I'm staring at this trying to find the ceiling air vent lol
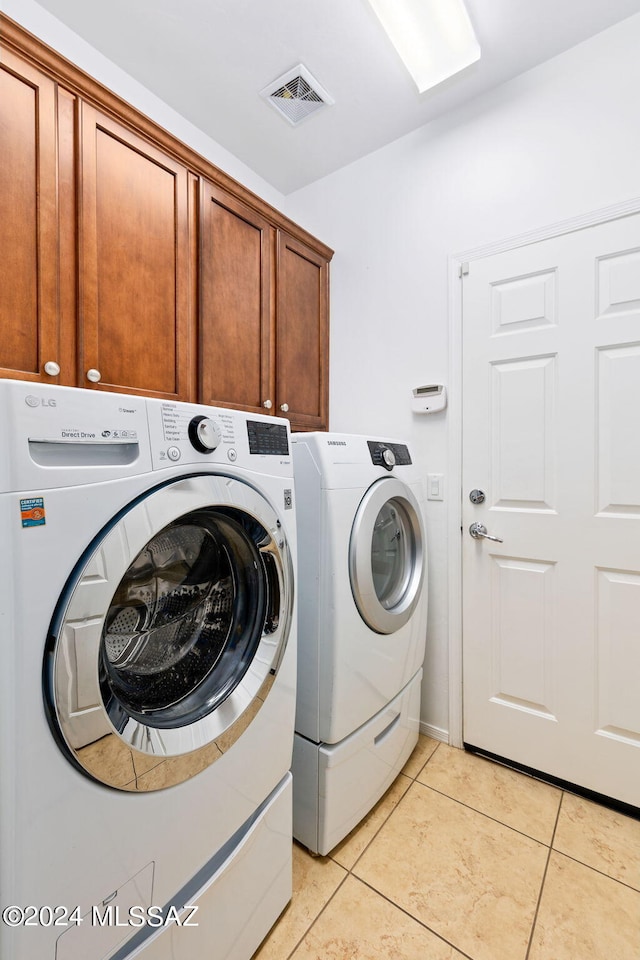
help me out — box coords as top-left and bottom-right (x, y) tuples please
(260, 64), (334, 126)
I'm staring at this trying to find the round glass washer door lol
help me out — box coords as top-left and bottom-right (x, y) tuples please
(45, 474), (292, 791)
(349, 478), (425, 635)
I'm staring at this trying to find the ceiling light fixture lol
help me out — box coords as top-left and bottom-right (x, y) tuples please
(364, 0), (480, 93)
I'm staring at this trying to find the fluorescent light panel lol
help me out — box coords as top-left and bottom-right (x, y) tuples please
(365, 0), (480, 93)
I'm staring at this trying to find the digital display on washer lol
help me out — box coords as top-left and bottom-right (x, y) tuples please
(367, 441), (412, 466)
(247, 421), (290, 456)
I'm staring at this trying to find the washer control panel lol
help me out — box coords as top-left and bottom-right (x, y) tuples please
(247, 420), (289, 457)
(146, 399), (292, 473)
(148, 401), (234, 467)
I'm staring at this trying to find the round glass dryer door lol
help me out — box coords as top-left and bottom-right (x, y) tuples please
(349, 478), (425, 635)
(45, 474), (292, 791)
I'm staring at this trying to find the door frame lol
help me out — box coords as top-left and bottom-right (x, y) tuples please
(446, 194), (640, 748)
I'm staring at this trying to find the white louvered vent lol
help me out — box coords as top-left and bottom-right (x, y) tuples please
(260, 64), (334, 126)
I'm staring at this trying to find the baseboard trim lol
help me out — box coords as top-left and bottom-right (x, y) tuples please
(420, 722), (448, 743)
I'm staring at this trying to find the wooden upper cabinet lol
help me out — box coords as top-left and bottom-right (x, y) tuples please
(79, 105), (194, 400)
(199, 181), (274, 414)
(0, 48), (66, 384)
(276, 232), (329, 431)
(1, 17), (331, 422)
(199, 190), (330, 429)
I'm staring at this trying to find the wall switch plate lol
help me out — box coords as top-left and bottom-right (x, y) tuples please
(427, 473), (444, 501)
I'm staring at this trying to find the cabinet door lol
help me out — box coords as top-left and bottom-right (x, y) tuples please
(276, 232), (329, 431)
(80, 105), (193, 399)
(0, 49), (63, 383)
(199, 182), (274, 414)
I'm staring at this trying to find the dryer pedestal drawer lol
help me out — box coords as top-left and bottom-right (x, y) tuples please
(292, 670), (422, 856)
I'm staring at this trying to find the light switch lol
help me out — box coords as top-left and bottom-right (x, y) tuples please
(427, 473), (444, 501)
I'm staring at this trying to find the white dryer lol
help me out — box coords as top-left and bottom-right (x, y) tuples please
(0, 380), (297, 960)
(291, 432), (428, 855)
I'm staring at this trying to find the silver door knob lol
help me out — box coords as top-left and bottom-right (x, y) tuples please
(280, 403), (289, 413)
(86, 368), (101, 383)
(469, 523), (503, 543)
(43, 361), (60, 377)
(263, 399), (273, 409)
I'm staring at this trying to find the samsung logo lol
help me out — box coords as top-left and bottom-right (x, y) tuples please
(327, 440), (347, 446)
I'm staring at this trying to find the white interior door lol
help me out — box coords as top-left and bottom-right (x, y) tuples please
(462, 212), (640, 808)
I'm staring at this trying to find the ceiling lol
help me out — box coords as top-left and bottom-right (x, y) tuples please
(33, 0), (640, 194)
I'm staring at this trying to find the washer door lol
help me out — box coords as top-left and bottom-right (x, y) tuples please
(349, 478), (425, 635)
(45, 474), (292, 791)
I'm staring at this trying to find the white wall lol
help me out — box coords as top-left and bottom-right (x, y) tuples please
(2, 0), (286, 209)
(285, 13), (640, 738)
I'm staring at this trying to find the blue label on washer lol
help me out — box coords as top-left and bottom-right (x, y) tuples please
(20, 497), (46, 527)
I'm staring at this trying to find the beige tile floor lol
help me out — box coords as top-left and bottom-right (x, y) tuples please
(254, 737), (640, 960)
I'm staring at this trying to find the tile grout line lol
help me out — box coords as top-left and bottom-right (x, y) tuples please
(352, 873), (478, 960)
(282, 741), (443, 958)
(412, 777), (559, 848)
(549, 847), (640, 895)
(280, 742), (639, 960)
(342, 762), (558, 960)
(282, 868), (351, 960)
(329, 740), (442, 872)
(524, 789), (565, 960)
(334, 742), (483, 960)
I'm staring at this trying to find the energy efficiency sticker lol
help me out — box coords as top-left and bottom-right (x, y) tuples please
(20, 497), (46, 528)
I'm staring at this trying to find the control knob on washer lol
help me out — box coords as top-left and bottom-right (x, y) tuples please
(381, 447), (396, 470)
(188, 415), (222, 454)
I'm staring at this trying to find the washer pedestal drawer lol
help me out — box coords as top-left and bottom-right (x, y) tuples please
(292, 670), (422, 856)
(97, 775), (293, 960)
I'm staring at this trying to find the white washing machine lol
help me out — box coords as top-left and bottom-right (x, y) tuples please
(291, 432), (428, 855)
(0, 380), (297, 960)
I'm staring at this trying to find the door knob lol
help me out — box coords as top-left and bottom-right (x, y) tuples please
(469, 522), (503, 543)
(43, 361), (60, 377)
(86, 368), (102, 383)
(280, 403), (289, 413)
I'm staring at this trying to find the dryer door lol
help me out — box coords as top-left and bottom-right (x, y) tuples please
(45, 474), (293, 791)
(349, 478), (425, 635)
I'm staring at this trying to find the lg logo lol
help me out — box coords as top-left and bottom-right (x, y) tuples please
(25, 395), (57, 408)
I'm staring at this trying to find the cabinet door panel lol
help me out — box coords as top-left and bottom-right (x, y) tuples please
(199, 182), (273, 413)
(80, 106), (191, 399)
(277, 233), (329, 430)
(0, 50), (59, 381)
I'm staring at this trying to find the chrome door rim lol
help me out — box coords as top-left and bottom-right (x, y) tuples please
(46, 474), (292, 791)
(349, 478), (424, 635)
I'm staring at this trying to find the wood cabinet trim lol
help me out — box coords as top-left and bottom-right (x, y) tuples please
(57, 85), (78, 386)
(0, 45), (60, 382)
(1, 13), (334, 262)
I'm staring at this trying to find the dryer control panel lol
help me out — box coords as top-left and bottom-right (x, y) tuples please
(367, 441), (412, 469)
